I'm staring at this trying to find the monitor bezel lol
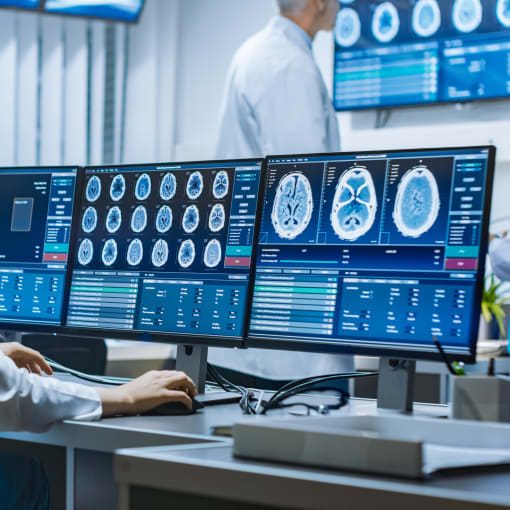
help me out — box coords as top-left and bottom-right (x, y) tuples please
(246, 145), (496, 364)
(61, 158), (264, 348)
(0, 165), (82, 335)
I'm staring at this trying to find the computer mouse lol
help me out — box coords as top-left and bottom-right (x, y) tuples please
(148, 398), (205, 416)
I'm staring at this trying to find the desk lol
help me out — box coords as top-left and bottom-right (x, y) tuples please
(115, 442), (510, 510)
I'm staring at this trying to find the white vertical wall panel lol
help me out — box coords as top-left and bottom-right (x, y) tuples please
(89, 21), (105, 166)
(114, 23), (126, 163)
(63, 18), (87, 165)
(0, 11), (17, 166)
(40, 16), (64, 165)
(16, 13), (38, 166)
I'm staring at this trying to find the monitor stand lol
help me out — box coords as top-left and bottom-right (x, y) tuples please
(376, 357), (416, 413)
(175, 344), (241, 405)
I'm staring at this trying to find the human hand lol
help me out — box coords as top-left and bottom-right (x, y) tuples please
(0, 342), (53, 376)
(95, 370), (198, 417)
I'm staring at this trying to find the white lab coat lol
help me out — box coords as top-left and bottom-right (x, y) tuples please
(210, 16), (352, 379)
(490, 237), (510, 282)
(0, 352), (102, 432)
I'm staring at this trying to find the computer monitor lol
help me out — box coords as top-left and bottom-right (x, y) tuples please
(0, 166), (80, 331)
(42, 0), (145, 22)
(0, 0), (39, 9)
(63, 160), (263, 352)
(247, 147), (495, 369)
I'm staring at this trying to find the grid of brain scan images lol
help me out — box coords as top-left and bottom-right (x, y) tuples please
(65, 161), (262, 338)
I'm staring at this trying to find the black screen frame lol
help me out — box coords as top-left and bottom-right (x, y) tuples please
(61, 159), (264, 348)
(246, 146), (496, 364)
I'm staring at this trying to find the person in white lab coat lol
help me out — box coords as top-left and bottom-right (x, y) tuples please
(490, 233), (510, 282)
(210, 0), (354, 386)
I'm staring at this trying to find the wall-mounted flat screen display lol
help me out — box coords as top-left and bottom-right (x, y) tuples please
(43, 0), (144, 22)
(0, 0), (40, 9)
(334, 0), (510, 110)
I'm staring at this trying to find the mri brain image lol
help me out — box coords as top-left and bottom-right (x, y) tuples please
(82, 206), (98, 234)
(86, 176), (101, 202)
(127, 239), (143, 266)
(203, 239), (222, 268)
(330, 166), (378, 241)
(160, 172), (177, 201)
(151, 239), (169, 267)
(393, 165), (440, 238)
(135, 173), (152, 201)
(102, 239), (118, 266)
(156, 205), (173, 234)
(178, 239), (196, 268)
(497, 0), (510, 27)
(110, 174), (126, 201)
(212, 171), (229, 199)
(372, 2), (400, 43)
(271, 172), (314, 240)
(131, 205), (148, 233)
(452, 0), (482, 33)
(412, 0), (441, 37)
(182, 205), (200, 234)
(335, 7), (361, 47)
(77, 238), (93, 266)
(106, 206), (122, 234)
(186, 171), (204, 200)
(208, 203), (226, 233)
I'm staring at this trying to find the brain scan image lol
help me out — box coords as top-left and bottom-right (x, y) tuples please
(156, 205), (173, 234)
(77, 238), (93, 266)
(82, 206), (98, 234)
(497, 0), (510, 27)
(160, 172), (177, 201)
(330, 167), (378, 241)
(271, 172), (314, 240)
(135, 173), (152, 201)
(186, 171), (204, 200)
(393, 165), (440, 238)
(452, 0), (482, 33)
(127, 239), (143, 266)
(178, 239), (196, 268)
(412, 0), (441, 37)
(208, 203), (226, 233)
(203, 239), (222, 269)
(101, 239), (118, 266)
(182, 205), (200, 234)
(105, 206), (122, 234)
(131, 205), (148, 233)
(335, 7), (361, 47)
(86, 176), (101, 202)
(372, 2), (400, 43)
(110, 174), (126, 201)
(212, 171), (229, 199)
(151, 239), (169, 267)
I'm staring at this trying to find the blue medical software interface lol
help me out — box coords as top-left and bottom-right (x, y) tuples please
(334, 0), (510, 110)
(44, 0), (144, 22)
(249, 148), (491, 357)
(0, 0), (39, 8)
(65, 161), (262, 339)
(0, 167), (77, 327)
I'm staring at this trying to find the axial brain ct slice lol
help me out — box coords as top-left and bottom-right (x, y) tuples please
(131, 205), (148, 233)
(335, 7), (361, 47)
(106, 206), (122, 234)
(330, 167), (378, 241)
(82, 206), (98, 234)
(78, 238), (94, 266)
(156, 205), (173, 234)
(204, 239), (222, 268)
(412, 0), (441, 37)
(135, 173), (152, 201)
(186, 171), (204, 200)
(178, 239), (196, 268)
(86, 176), (101, 202)
(393, 165), (440, 238)
(271, 172), (314, 240)
(212, 171), (229, 199)
(452, 0), (482, 33)
(110, 174), (126, 201)
(160, 172), (177, 201)
(152, 239), (169, 267)
(372, 2), (400, 43)
(182, 205), (200, 234)
(497, 0), (510, 27)
(102, 239), (118, 266)
(208, 203), (226, 233)
(127, 239), (143, 266)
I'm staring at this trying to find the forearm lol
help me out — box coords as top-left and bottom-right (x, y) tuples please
(94, 387), (132, 417)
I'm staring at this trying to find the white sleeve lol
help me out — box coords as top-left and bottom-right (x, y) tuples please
(0, 353), (102, 433)
(489, 237), (510, 282)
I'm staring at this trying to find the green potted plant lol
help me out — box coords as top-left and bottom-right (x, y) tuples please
(479, 273), (509, 339)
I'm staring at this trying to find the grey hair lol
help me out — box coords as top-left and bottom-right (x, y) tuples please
(276, 0), (308, 14)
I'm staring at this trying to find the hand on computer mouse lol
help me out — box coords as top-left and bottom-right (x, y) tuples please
(95, 370), (198, 417)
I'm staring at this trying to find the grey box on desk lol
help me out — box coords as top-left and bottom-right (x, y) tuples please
(453, 375), (510, 422)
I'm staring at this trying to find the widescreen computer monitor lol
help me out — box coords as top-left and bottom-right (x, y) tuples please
(0, 166), (80, 330)
(0, 0), (39, 9)
(42, 0), (145, 22)
(63, 160), (263, 347)
(334, 1), (510, 111)
(247, 147), (495, 364)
